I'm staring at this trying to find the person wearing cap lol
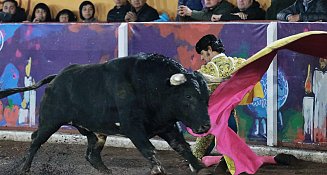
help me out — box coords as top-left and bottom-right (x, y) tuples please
(192, 34), (264, 173)
(193, 34), (244, 160)
(196, 34), (247, 92)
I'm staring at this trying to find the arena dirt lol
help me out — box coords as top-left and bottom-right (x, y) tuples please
(0, 140), (326, 175)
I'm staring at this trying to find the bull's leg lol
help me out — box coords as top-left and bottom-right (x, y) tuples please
(21, 124), (61, 173)
(114, 85), (167, 175)
(120, 120), (165, 175)
(126, 131), (166, 175)
(75, 126), (110, 174)
(158, 125), (212, 175)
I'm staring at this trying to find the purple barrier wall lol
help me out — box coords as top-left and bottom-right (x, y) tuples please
(0, 23), (119, 128)
(277, 22), (327, 146)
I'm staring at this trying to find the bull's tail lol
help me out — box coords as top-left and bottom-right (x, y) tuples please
(0, 74), (57, 99)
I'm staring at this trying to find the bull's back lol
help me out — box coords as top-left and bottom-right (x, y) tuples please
(47, 57), (137, 99)
(38, 54), (184, 132)
(43, 54), (181, 107)
(38, 56), (141, 127)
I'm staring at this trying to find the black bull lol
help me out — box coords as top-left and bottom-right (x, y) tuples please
(0, 53), (212, 175)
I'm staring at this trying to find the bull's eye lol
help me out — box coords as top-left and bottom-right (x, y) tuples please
(185, 95), (192, 99)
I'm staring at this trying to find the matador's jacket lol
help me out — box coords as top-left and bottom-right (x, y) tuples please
(194, 53), (264, 173)
(198, 53), (245, 92)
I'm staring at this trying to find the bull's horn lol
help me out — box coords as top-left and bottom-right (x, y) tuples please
(170, 73), (187, 86)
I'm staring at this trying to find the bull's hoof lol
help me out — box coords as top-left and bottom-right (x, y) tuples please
(92, 164), (112, 174)
(197, 168), (213, 175)
(97, 166), (112, 174)
(86, 157), (112, 174)
(20, 165), (31, 175)
(274, 153), (299, 165)
(150, 165), (166, 175)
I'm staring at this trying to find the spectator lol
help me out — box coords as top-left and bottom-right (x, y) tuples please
(177, 0), (234, 21)
(211, 0), (265, 21)
(79, 1), (97, 22)
(265, 0), (296, 20)
(125, 0), (159, 22)
(176, 0), (204, 21)
(107, 0), (131, 22)
(178, 0), (204, 11)
(0, 0), (27, 22)
(30, 3), (52, 22)
(277, 0), (327, 22)
(55, 9), (77, 22)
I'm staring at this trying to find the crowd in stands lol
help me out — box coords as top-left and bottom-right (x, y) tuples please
(0, 0), (327, 23)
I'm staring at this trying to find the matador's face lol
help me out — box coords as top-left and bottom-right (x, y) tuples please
(200, 50), (212, 64)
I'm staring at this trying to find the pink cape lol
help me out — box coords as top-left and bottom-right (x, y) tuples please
(189, 31), (327, 175)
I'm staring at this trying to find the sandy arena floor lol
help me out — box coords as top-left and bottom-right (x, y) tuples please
(0, 140), (326, 175)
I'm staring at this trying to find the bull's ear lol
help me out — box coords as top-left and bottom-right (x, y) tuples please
(170, 73), (187, 86)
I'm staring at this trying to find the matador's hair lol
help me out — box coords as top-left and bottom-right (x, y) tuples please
(195, 34), (225, 54)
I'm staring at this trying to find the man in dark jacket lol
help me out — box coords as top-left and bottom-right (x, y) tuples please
(177, 0), (234, 21)
(211, 0), (265, 21)
(107, 0), (131, 22)
(124, 0), (159, 22)
(176, 0), (204, 21)
(277, 0), (327, 22)
(265, 0), (296, 20)
(0, 0), (27, 22)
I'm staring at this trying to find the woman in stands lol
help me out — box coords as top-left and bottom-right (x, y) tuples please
(30, 3), (52, 22)
(55, 9), (77, 22)
(79, 1), (97, 22)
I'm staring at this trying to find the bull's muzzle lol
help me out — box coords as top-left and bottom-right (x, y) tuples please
(194, 123), (211, 134)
